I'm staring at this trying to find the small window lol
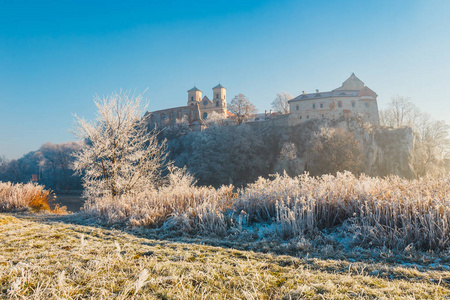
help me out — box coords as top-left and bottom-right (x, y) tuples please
(320, 103), (323, 108)
(322, 114), (324, 118)
(204, 100), (208, 106)
(365, 102), (369, 108)
(307, 115), (309, 119)
(312, 104), (316, 109)
(352, 101), (355, 107)
(203, 112), (208, 119)
(296, 105), (299, 111)
(191, 103), (194, 106)
(216, 94), (219, 99)
(338, 101), (342, 108)
(216, 101), (220, 107)
(299, 115), (302, 120)
(191, 96), (194, 101)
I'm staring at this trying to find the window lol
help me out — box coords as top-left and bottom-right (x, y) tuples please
(191, 96), (194, 101)
(190, 103), (194, 106)
(352, 101), (355, 108)
(204, 100), (208, 106)
(216, 101), (220, 107)
(365, 102), (369, 108)
(307, 115), (309, 119)
(338, 101), (342, 108)
(312, 104), (316, 109)
(216, 94), (219, 99)
(296, 105), (299, 111)
(299, 115), (302, 120)
(203, 112), (208, 119)
(320, 103), (323, 108)
(322, 114), (324, 118)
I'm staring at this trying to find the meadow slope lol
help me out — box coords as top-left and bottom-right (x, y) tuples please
(1, 213), (450, 299)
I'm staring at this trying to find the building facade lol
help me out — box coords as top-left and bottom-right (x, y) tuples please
(145, 84), (229, 129)
(288, 73), (380, 126)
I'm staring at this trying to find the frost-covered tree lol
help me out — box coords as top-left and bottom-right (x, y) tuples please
(205, 111), (228, 127)
(228, 94), (257, 124)
(73, 91), (167, 198)
(271, 92), (292, 114)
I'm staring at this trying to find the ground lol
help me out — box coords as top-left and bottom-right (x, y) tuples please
(1, 213), (450, 299)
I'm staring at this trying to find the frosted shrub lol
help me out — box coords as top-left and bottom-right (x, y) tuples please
(82, 171), (450, 250)
(0, 181), (52, 212)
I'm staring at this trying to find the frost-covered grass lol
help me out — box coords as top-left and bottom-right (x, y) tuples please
(0, 181), (67, 214)
(83, 172), (450, 251)
(0, 182), (51, 212)
(2, 213), (450, 299)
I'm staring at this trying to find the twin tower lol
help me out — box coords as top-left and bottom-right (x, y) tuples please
(187, 84), (227, 120)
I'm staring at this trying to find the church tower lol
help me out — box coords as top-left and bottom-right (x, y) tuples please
(187, 86), (202, 107)
(212, 83), (227, 112)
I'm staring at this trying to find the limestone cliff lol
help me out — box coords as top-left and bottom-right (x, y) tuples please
(279, 117), (416, 178)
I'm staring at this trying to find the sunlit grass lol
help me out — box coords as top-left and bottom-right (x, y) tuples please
(1, 214), (450, 299)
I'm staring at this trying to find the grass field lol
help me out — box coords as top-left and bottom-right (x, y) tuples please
(2, 213), (450, 299)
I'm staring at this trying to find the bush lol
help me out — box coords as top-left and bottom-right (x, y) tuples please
(0, 182), (52, 212)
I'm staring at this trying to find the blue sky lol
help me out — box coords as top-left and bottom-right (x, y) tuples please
(1, 0), (449, 159)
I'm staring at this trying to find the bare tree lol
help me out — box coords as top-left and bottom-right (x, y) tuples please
(73, 91), (168, 199)
(380, 95), (420, 128)
(381, 96), (450, 177)
(271, 92), (292, 114)
(228, 94), (257, 125)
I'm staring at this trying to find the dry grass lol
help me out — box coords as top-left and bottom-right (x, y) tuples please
(0, 181), (67, 214)
(2, 213), (450, 299)
(83, 172), (450, 251)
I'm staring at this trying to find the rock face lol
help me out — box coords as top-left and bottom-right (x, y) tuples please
(281, 117), (416, 178)
(370, 127), (415, 178)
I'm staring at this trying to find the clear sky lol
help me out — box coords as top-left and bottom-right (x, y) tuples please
(1, 0), (449, 159)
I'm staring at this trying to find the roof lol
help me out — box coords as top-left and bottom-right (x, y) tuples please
(213, 83), (225, 89)
(226, 110), (234, 116)
(188, 86), (201, 92)
(289, 90), (360, 103)
(333, 73), (364, 91)
(202, 95), (210, 101)
(289, 73), (376, 103)
(146, 105), (191, 114)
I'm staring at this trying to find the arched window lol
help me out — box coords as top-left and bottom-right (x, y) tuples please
(365, 102), (369, 108)
(320, 103), (323, 108)
(202, 112), (208, 119)
(296, 105), (299, 111)
(352, 101), (356, 108)
(204, 100), (208, 106)
(312, 104), (316, 109)
(338, 101), (342, 108)
(191, 96), (193, 101)
(306, 115), (309, 119)
(299, 115), (302, 119)
(216, 94), (219, 99)
(216, 101), (220, 107)
(322, 114), (324, 118)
